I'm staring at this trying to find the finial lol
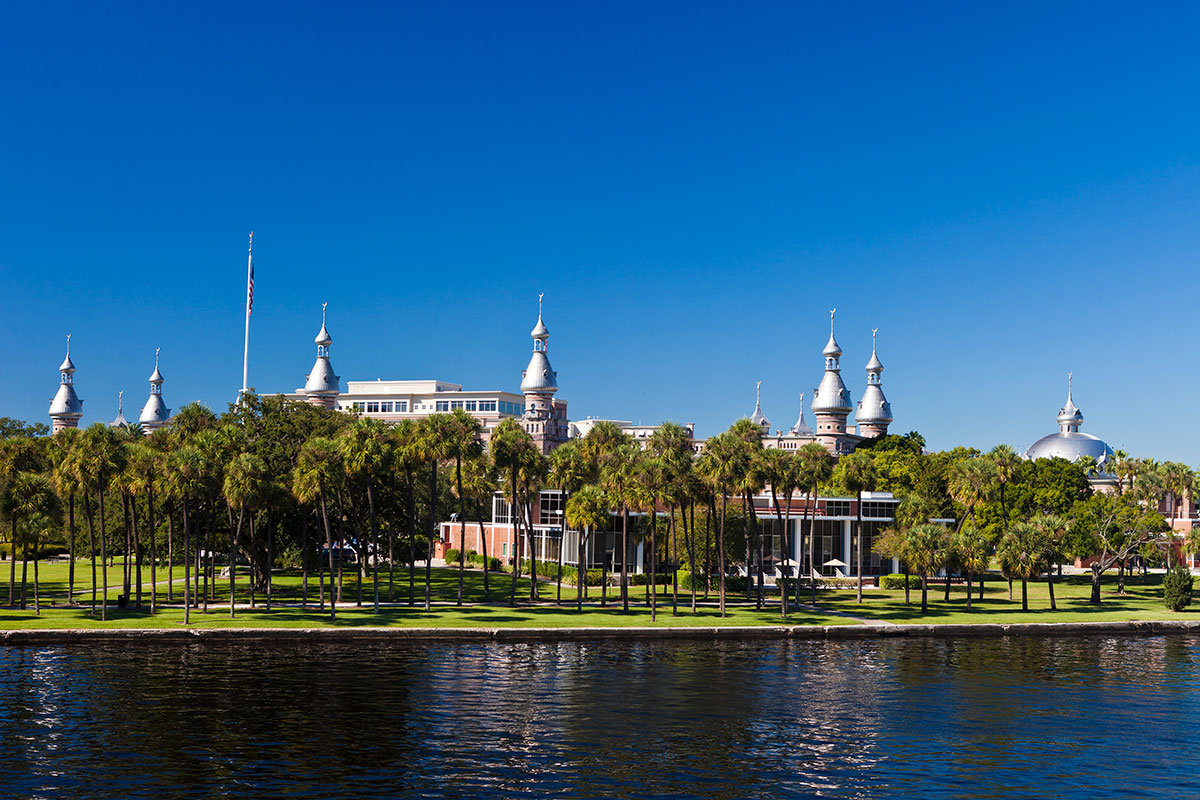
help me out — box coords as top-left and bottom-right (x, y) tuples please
(322, 301), (328, 324)
(66, 333), (71, 355)
(538, 292), (544, 310)
(118, 390), (123, 413)
(872, 327), (878, 347)
(830, 308), (836, 333)
(155, 347), (160, 368)
(756, 380), (762, 402)
(249, 231), (254, 252)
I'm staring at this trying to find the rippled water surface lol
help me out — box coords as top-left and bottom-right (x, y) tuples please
(0, 635), (1197, 798)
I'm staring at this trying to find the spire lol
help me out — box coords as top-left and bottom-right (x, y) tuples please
(749, 380), (769, 429)
(58, 333), (76, 378)
(304, 303), (340, 407)
(789, 392), (813, 436)
(140, 348), (170, 431)
(857, 328), (893, 431)
(822, 308), (842, 360)
(315, 301), (332, 350)
(1057, 371), (1083, 433)
(49, 334), (84, 432)
(111, 391), (129, 428)
(521, 294), (558, 394)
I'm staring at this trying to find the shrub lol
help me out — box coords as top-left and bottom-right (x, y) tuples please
(879, 573), (922, 590)
(465, 552), (501, 572)
(1163, 567), (1194, 612)
(629, 572), (673, 586)
(444, 548), (460, 563)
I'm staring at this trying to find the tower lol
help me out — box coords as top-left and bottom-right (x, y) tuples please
(810, 309), (853, 454)
(520, 293), (567, 453)
(1057, 372), (1083, 434)
(111, 391), (129, 428)
(139, 348), (171, 433)
(749, 381), (770, 435)
(49, 334), (84, 433)
(302, 303), (341, 409)
(855, 328), (893, 438)
(789, 393), (813, 436)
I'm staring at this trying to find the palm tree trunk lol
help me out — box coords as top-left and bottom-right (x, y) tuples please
(688, 500), (697, 612)
(509, 475), (520, 607)
(368, 478), (381, 613)
(148, 485), (157, 615)
(121, 492), (132, 602)
(921, 574), (928, 614)
(99, 489), (109, 621)
(807, 489), (817, 606)
(621, 506), (629, 612)
(475, 496), (490, 602)
(650, 504), (657, 622)
(718, 485), (727, 618)
(425, 463), (436, 612)
(8, 517), (16, 607)
(20, 535), (29, 610)
(266, 512), (274, 611)
(320, 489), (336, 620)
(965, 572), (972, 611)
(453, 458), (466, 607)
(83, 493), (96, 613)
(578, 527), (588, 612)
(67, 494), (76, 602)
(1021, 578), (1028, 612)
(131, 498), (142, 610)
(181, 496), (191, 625)
(1047, 568), (1057, 611)
(302, 509), (310, 608)
(166, 504), (174, 603)
(231, 505), (243, 618)
(855, 491), (863, 604)
(32, 533), (39, 616)
(526, 488), (538, 601)
(406, 465), (416, 606)
(670, 507), (679, 617)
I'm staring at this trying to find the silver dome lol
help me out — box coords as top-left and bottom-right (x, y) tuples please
(49, 384), (83, 417)
(822, 332), (842, 358)
(1025, 432), (1114, 465)
(531, 314), (549, 339)
(149, 365), (164, 384)
(139, 394), (170, 425)
(856, 384), (893, 424)
(59, 353), (77, 375)
(304, 357), (340, 395)
(520, 350), (558, 394)
(812, 371), (852, 414)
(314, 322), (332, 347)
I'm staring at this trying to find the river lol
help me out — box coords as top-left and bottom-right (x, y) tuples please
(0, 635), (1196, 798)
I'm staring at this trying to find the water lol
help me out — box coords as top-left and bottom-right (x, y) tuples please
(0, 635), (1197, 799)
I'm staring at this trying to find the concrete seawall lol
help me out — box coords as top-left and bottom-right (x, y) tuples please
(2, 619), (1199, 645)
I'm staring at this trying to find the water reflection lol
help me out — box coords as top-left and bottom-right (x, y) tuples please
(0, 636), (1196, 798)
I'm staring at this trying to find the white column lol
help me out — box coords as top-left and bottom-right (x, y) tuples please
(842, 520), (852, 575)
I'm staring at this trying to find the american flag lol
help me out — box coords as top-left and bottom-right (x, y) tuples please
(246, 260), (255, 317)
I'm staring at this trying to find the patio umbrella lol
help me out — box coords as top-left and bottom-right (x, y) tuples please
(823, 558), (848, 568)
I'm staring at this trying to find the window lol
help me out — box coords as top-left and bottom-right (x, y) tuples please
(825, 500), (852, 517)
(352, 402), (364, 412)
(451, 400), (464, 410)
(492, 495), (513, 524)
(436, 401), (449, 412)
(397, 401), (408, 412)
(861, 501), (897, 519)
(540, 491), (564, 527)
(366, 401), (380, 413)
(502, 543), (508, 556)
(465, 400), (477, 412)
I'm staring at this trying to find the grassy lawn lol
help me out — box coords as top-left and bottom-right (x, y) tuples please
(812, 570), (1200, 624)
(0, 560), (848, 630)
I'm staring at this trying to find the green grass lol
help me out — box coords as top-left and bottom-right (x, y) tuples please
(812, 570), (1200, 624)
(0, 560), (848, 630)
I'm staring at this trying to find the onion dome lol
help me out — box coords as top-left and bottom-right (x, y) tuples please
(1025, 374), (1114, 467)
(49, 334), (84, 423)
(856, 329), (893, 425)
(521, 293), (558, 394)
(789, 393), (813, 436)
(749, 381), (770, 429)
(304, 303), (340, 397)
(140, 349), (170, 428)
(812, 310), (852, 414)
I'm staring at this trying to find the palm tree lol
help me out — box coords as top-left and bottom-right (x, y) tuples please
(987, 444), (1019, 600)
(835, 451), (878, 603)
(906, 523), (948, 615)
(950, 525), (987, 612)
(340, 417), (393, 612)
(79, 423), (125, 621)
(695, 432), (747, 617)
(1109, 449), (1138, 496)
(581, 420), (629, 606)
(165, 444), (205, 624)
(947, 458), (996, 602)
(1159, 462), (1193, 568)
(998, 521), (1045, 612)
(416, 414), (456, 611)
(293, 436), (343, 620)
(548, 439), (592, 605)
(223, 452), (270, 618)
(2, 472), (62, 614)
(636, 455), (670, 621)
(1030, 513), (1069, 611)
(389, 419), (421, 605)
(461, 452), (498, 601)
(48, 427), (82, 602)
(755, 447), (796, 616)
(564, 484), (608, 611)
(647, 422), (695, 616)
(444, 411), (483, 606)
(490, 419), (543, 605)
(796, 442), (833, 605)
(599, 439), (641, 612)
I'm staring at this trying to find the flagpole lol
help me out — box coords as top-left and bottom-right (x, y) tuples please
(241, 231), (253, 397)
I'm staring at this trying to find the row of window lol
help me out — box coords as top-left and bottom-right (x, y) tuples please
(350, 399), (522, 415)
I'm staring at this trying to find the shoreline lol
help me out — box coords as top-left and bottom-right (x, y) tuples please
(2, 618), (1199, 644)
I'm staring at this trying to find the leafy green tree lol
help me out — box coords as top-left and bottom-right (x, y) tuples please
(905, 523), (948, 614)
(79, 423), (125, 620)
(998, 521), (1044, 612)
(565, 484), (607, 610)
(548, 439), (591, 605)
(696, 432), (747, 617)
(340, 417), (394, 611)
(796, 442), (833, 605)
(293, 436), (343, 620)
(1071, 492), (1160, 604)
(757, 447), (800, 617)
(648, 422), (695, 616)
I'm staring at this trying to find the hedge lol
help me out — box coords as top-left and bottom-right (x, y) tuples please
(879, 573), (922, 590)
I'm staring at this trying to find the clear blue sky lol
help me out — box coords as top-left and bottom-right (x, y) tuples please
(2, 2), (1198, 460)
